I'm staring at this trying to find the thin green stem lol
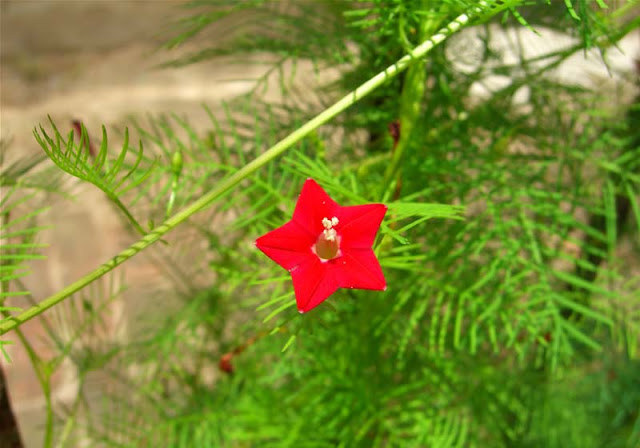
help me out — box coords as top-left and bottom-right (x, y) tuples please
(0, 9), (478, 336)
(382, 0), (438, 197)
(1, 208), (55, 446)
(110, 193), (147, 236)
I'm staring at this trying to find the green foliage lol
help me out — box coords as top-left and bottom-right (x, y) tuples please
(0, 139), (58, 315)
(35, 119), (156, 235)
(524, 355), (640, 448)
(2, 1), (639, 447)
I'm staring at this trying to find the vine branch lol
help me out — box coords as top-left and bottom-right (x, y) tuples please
(0, 8), (479, 336)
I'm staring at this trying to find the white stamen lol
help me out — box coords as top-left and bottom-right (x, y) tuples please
(324, 228), (337, 241)
(320, 216), (339, 242)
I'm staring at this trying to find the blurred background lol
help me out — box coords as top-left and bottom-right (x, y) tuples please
(1, 1), (264, 446)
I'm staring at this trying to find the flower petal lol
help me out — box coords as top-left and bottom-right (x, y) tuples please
(337, 204), (387, 249)
(256, 178), (388, 313)
(255, 220), (315, 271)
(291, 258), (339, 313)
(292, 179), (339, 236)
(333, 249), (386, 290)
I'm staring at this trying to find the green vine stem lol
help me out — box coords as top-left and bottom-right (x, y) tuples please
(0, 8), (478, 336)
(383, 0), (439, 197)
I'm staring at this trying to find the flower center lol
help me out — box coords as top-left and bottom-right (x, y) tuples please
(314, 216), (341, 261)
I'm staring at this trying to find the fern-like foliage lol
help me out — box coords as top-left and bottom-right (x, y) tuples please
(34, 118), (156, 235)
(0, 141), (61, 340)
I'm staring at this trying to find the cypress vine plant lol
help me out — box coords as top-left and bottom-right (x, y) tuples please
(1, 1), (639, 447)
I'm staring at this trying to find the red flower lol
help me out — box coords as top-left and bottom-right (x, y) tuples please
(256, 178), (387, 313)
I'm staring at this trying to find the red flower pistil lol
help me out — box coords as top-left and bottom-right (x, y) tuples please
(256, 179), (387, 313)
(313, 216), (341, 260)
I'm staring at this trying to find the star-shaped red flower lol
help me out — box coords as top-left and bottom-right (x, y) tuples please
(256, 178), (387, 313)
